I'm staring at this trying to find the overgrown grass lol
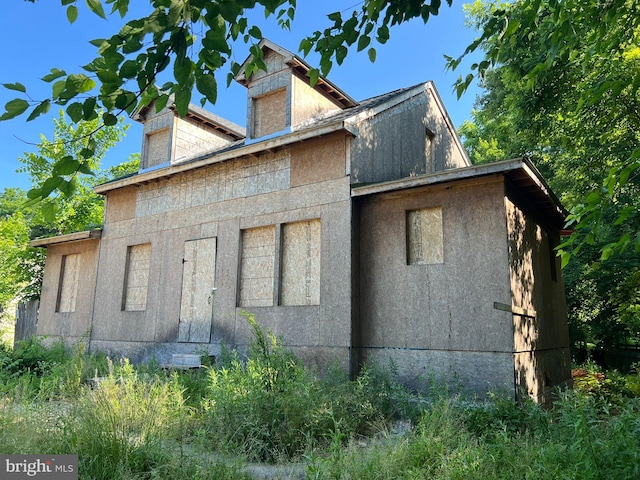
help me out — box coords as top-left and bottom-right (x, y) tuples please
(1, 319), (640, 479)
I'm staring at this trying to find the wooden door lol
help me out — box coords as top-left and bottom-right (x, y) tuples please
(178, 237), (217, 342)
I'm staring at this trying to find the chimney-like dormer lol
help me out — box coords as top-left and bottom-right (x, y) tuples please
(235, 39), (357, 141)
(133, 98), (246, 171)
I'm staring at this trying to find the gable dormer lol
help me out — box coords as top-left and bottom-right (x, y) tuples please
(134, 99), (246, 171)
(235, 39), (358, 140)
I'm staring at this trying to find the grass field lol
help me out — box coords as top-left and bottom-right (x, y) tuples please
(1, 316), (639, 479)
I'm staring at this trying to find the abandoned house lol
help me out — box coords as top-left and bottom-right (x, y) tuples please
(31, 39), (571, 401)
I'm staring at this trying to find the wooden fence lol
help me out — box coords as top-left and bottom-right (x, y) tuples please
(14, 300), (39, 346)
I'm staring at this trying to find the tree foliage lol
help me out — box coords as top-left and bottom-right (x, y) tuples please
(458, 0), (640, 349)
(0, 111), (138, 309)
(451, 0), (640, 264)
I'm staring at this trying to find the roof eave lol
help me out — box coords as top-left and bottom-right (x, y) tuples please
(30, 229), (103, 248)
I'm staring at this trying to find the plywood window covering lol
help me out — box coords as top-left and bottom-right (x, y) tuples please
(238, 226), (276, 307)
(407, 207), (444, 265)
(281, 219), (321, 306)
(144, 128), (170, 168)
(123, 243), (151, 311)
(56, 253), (80, 313)
(253, 88), (287, 138)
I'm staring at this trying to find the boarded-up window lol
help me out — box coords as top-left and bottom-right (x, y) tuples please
(253, 89), (287, 138)
(407, 207), (444, 265)
(281, 219), (321, 305)
(144, 128), (170, 168)
(239, 226), (276, 307)
(57, 254), (80, 313)
(123, 243), (151, 311)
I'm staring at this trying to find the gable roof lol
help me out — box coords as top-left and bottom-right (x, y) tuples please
(234, 38), (358, 109)
(94, 83), (430, 193)
(133, 96), (246, 141)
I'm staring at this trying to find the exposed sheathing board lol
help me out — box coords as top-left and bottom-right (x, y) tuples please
(104, 187), (136, 224)
(291, 74), (341, 126)
(406, 207), (444, 265)
(358, 178), (512, 351)
(135, 150), (291, 217)
(506, 196), (571, 401)
(37, 238), (101, 341)
(350, 87), (468, 185)
(253, 88), (287, 137)
(281, 219), (321, 306)
(290, 132), (347, 187)
(56, 253), (80, 313)
(173, 116), (235, 164)
(239, 226), (276, 307)
(144, 128), (171, 168)
(178, 237), (217, 342)
(123, 243), (151, 311)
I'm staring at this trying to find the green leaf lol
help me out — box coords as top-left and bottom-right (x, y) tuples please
(26, 187), (42, 200)
(86, 0), (107, 19)
(26, 99), (51, 122)
(82, 97), (97, 120)
(77, 161), (95, 175)
(67, 5), (79, 23)
(357, 35), (371, 52)
(377, 25), (390, 43)
(53, 156), (80, 176)
(2, 82), (26, 93)
(0, 99), (29, 121)
(41, 202), (57, 222)
(42, 68), (67, 83)
(248, 25), (262, 39)
(195, 72), (217, 105)
(368, 47), (377, 63)
(58, 179), (76, 198)
(308, 68), (319, 87)
(155, 93), (170, 113)
(120, 59), (139, 79)
(52, 80), (66, 99)
(40, 176), (64, 198)
(103, 112), (118, 126)
(174, 87), (191, 117)
(66, 102), (84, 123)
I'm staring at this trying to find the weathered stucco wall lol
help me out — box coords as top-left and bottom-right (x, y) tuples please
(356, 177), (516, 396)
(37, 238), (100, 344)
(350, 86), (468, 185)
(89, 137), (352, 371)
(506, 196), (571, 401)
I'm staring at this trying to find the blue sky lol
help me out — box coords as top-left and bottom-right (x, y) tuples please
(0, 1), (481, 191)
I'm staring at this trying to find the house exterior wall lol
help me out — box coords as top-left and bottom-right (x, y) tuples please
(291, 74), (341, 127)
(350, 87), (468, 185)
(173, 115), (237, 163)
(356, 177), (516, 396)
(37, 238), (100, 345)
(89, 134), (353, 370)
(506, 196), (571, 402)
